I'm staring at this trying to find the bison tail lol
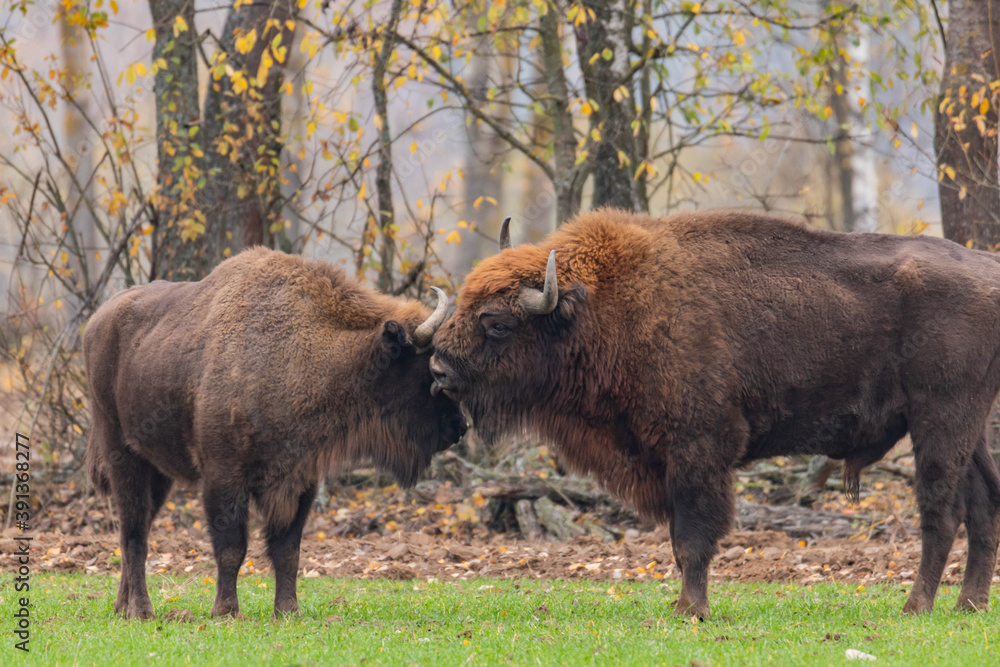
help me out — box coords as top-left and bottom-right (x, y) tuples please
(85, 432), (112, 497)
(842, 459), (863, 506)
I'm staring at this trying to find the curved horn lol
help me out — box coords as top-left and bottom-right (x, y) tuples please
(498, 216), (513, 250)
(519, 250), (558, 315)
(412, 287), (449, 346)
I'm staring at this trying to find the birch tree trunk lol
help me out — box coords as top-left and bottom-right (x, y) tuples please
(845, 25), (878, 233)
(60, 17), (97, 293)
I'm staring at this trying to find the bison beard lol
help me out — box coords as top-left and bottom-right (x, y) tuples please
(431, 208), (1000, 619)
(84, 247), (465, 619)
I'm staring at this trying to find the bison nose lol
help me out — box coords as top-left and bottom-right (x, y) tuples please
(429, 355), (462, 398)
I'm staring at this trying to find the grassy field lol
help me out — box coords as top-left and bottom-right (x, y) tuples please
(2, 572), (997, 665)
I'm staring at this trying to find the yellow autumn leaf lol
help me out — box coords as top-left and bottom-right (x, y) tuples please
(910, 121), (918, 138)
(145, 28), (156, 42)
(232, 72), (248, 94)
(580, 101), (593, 116)
(173, 15), (188, 37)
(307, 120), (316, 137)
(445, 230), (461, 244)
(236, 29), (257, 55)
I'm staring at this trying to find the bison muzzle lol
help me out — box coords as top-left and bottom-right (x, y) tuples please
(430, 208), (1000, 619)
(84, 247), (466, 619)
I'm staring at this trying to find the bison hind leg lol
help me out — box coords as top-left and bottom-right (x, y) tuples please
(262, 485), (317, 617)
(106, 442), (159, 619)
(903, 413), (982, 615)
(955, 435), (1000, 612)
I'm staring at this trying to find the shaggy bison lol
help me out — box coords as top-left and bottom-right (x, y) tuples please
(85, 248), (466, 619)
(430, 208), (1000, 618)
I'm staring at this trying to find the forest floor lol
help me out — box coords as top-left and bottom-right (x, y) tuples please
(2, 525), (994, 588)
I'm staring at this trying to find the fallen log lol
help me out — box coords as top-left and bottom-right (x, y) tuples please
(515, 499), (541, 541)
(534, 497), (586, 541)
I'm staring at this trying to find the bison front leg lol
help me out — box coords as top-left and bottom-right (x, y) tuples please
(204, 484), (249, 618)
(264, 485), (317, 617)
(669, 476), (734, 620)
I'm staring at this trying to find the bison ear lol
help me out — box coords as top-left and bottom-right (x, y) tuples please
(549, 283), (587, 329)
(381, 320), (414, 352)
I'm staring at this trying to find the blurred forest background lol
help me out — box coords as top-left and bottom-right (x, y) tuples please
(2, 0), (1000, 541)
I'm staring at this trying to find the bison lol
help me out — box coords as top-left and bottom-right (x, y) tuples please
(85, 247), (466, 619)
(430, 208), (1000, 618)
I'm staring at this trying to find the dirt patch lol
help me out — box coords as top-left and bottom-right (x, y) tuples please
(3, 527), (993, 587)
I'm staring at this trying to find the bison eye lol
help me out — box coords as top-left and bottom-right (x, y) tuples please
(480, 314), (515, 340)
(487, 322), (511, 340)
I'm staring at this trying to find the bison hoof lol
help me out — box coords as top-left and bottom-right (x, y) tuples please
(954, 597), (989, 613)
(125, 604), (156, 620)
(901, 597), (933, 615)
(672, 599), (710, 621)
(273, 606), (300, 619)
(210, 601), (241, 618)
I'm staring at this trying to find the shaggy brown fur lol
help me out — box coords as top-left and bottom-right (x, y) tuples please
(84, 247), (465, 619)
(431, 208), (1000, 619)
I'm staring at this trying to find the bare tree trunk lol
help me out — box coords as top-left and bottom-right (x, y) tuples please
(372, 0), (404, 293)
(539, 2), (582, 225)
(201, 0), (297, 269)
(935, 0), (1000, 249)
(149, 0), (206, 280)
(577, 0), (640, 211)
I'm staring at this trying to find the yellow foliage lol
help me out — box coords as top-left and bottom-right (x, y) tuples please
(172, 15), (188, 37)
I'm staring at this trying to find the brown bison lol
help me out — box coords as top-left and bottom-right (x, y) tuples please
(85, 247), (466, 619)
(430, 208), (1000, 618)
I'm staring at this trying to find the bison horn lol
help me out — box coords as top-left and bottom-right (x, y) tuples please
(498, 216), (513, 250)
(413, 287), (449, 347)
(520, 250), (558, 315)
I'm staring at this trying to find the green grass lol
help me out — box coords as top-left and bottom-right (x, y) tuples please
(2, 572), (998, 665)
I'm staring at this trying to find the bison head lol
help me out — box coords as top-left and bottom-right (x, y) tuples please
(362, 287), (467, 485)
(429, 218), (589, 445)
